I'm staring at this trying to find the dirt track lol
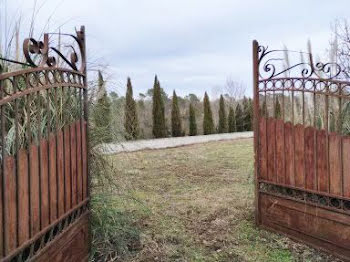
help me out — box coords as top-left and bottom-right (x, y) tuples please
(100, 131), (253, 154)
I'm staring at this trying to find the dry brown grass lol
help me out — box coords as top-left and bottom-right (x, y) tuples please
(92, 138), (340, 262)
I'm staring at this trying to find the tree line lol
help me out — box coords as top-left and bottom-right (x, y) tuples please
(92, 73), (253, 142)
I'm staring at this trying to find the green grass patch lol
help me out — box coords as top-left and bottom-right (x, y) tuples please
(91, 139), (338, 262)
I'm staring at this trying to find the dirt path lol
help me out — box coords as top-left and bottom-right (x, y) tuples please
(100, 131), (253, 154)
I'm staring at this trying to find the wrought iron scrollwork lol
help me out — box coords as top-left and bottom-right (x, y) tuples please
(258, 45), (349, 80)
(22, 26), (86, 73)
(259, 182), (350, 214)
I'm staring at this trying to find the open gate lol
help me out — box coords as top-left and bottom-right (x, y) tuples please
(0, 26), (89, 261)
(253, 40), (350, 261)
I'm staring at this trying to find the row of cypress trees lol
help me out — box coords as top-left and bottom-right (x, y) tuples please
(202, 93), (253, 135)
(124, 75), (253, 140)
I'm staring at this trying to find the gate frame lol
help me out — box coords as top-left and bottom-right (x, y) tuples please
(252, 39), (350, 261)
(0, 26), (90, 261)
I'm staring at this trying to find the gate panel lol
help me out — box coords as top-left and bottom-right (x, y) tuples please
(316, 130), (328, 192)
(305, 127), (316, 190)
(18, 149), (29, 245)
(30, 145), (40, 236)
(343, 138), (350, 198)
(253, 40), (350, 260)
(275, 119), (285, 184)
(294, 124), (304, 188)
(40, 138), (50, 228)
(4, 156), (16, 254)
(267, 118), (276, 182)
(70, 123), (77, 207)
(329, 133), (342, 195)
(49, 133), (58, 222)
(64, 126), (72, 211)
(284, 122), (294, 186)
(0, 26), (89, 261)
(258, 118), (267, 180)
(57, 131), (65, 217)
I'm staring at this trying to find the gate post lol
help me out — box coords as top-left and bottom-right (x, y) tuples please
(252, 40), (260, 225)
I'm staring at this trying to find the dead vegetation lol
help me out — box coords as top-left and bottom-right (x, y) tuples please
(91, 139), (341, 262)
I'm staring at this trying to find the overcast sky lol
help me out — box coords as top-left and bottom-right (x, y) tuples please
(4, 0), (349, 98)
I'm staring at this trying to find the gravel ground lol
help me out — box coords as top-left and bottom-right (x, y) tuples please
(100, 131), (253, 154)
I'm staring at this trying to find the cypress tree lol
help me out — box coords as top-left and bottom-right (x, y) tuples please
(171, 90), (182, 137)
(235, 103), (244, 132)
(275, 98), (282, 119)
(218, 95), (228, 133)
(203, 92), (214, 135)
(152, 75), (166, 138)
(124, 77), (139, 140)
(242, 97), (252, 131)
(228, 106), (236, 133)
(93, 70), (112, 142)
(189, 103), (197, 136)
(248, 98), (253, 130)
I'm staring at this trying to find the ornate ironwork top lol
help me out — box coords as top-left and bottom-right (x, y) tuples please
(0, 26), (86, 74)
(258, 45), (349, 80)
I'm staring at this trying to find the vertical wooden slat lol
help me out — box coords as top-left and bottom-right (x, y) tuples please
(267, 118), (276, 182)
(305, 127), (316, 190)
(82, 121), (87, 199)
(285, 122), (294, 186)
(4, 156), (16, 254)
(49, 133), (57, 222)
(29, 144), (40, 236)
(343, 137), (350, 198)
(76, 121), (83, 203)
(275, 119), (285, 184)
(18, 149), (29, 245)
(64, 126), (71, 211)
(329, 133), (342, 196)
(57, 130), (65, 217)
(259, 118), (267, 180)
(70, 123), (77, 207)
(40, 139), (49, 228)
(294, 124), (305, 188)
(316, 130), (328, 192)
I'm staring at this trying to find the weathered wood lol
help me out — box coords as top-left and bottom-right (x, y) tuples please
(18, 149), (29, 245)
(343, 137), (350, 198)
(275, 119), (285, 184)
(259, 118), (267, 180)
(4, 156), (17, 255)
(29, 144), (40, 236)
(0, 26), (89, 262)
(57, 130), (65, 217)
(316, 130), (328, 192)
(304, 127), (316, 190)
(267, 118), (276, 182)
(260, 194), (350, 256)
(284, 122), (294, 186)
(64, 126), (71, 211)
(70, 123), (77, 207)
(49, 133), (57, 222)
(82, 121), (87, 199)
(329, 133), (342, 196)
(33, 213), (90, 262)
(294, 124), (305, 188)
(76, 121), (83, 203)
(40, 138), (49, 228)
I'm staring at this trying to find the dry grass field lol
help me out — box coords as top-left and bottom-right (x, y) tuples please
(91, 138), (339, 262)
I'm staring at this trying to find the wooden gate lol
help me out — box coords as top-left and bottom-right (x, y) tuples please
(0, 26), (89, 261)
(253, 40), (350, 261)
